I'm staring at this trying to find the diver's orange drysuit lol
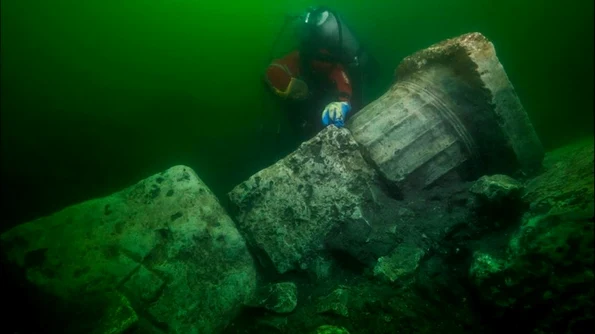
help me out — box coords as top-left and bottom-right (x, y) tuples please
(264, 49), (354, 104)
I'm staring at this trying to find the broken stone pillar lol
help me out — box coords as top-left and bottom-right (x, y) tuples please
(347, 32), (544, 190)
(0, 166), (257, 334)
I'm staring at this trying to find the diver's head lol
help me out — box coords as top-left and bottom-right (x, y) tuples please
(297, 6), (332, 44)
(303, 6), (331, 26)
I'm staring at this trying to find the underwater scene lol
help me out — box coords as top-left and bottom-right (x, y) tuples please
(1, 0), (593, 333)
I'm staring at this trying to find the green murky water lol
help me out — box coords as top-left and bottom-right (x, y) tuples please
(1, 0), (592, 229)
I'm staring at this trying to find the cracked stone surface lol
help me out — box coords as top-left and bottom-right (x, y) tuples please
(228, 126), (405, 274)
(0, 165), (257, 334)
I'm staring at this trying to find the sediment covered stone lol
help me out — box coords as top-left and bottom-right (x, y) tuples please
(0, 166), (257, 334)
(313, 325), (351, 334)
(347, 32), (544, 191)
(469, 139), (594, 333)
(468, 174), (526, 219)
(247, 282), (298, 314)
(523, 137), (594, 216)
(469, 211), (594, 332)
(373, 244), (425, 283)
(315, 287), (350, 317)
(469, 174), (524, 204)
(228, 126), (404, 274)
(93, 292), (139, 334)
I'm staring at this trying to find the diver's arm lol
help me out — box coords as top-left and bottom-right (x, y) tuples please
(310, 54), (353, 103)
(311, 58), (353, 128)
(264, 51), (305, 99)
(328, 65), (352, 103)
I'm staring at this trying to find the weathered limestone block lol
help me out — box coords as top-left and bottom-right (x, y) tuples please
(0, 166), (257, 334)
(347, 32), (544, 191)
(228, 126), (403, 274)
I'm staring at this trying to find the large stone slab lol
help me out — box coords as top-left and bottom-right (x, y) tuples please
(0, 166), (257, 334)
(347, 32), (544, 191)
(228, 126), (404, 274)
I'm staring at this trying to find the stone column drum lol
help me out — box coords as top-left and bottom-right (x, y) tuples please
(347, 32), (544, 190)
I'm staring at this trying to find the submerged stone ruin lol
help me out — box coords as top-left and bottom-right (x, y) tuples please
(1, 32), (592, 334)
(347, 32), (544, 191)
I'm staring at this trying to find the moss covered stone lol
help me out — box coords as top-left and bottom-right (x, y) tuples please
(313, 325), (350, 334)
(1, 165), (257, 333)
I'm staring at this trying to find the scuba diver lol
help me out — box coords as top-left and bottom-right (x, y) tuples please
(264, 6), (379, 140)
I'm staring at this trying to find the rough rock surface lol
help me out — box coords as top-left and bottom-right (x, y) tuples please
(247, 282), (298, 314)
(523, 137), (594, 216)
(228, 126), (405, 274)
(315, 287), (350, 317)
(469, 138), (594, 333)
(1, 166), (257, 334)
(470, 211), (594, 333)
(347, 32), (544, 191)
(373, 244), (425, 283)
(468, 174), (527, 223)
(313, 325), (351, 334)
(469, 174), (524, 203)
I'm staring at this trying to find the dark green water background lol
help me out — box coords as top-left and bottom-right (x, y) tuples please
(1, 0), (593, 229)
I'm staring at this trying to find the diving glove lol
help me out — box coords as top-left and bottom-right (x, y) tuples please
(322, 101), (351, 128)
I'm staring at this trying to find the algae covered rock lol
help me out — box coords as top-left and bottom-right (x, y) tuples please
(313, 325), (350, 334)
(523, 138), (594, 216)
(469, 174), (524, 204)
(247, 282), (298, 314)
(373, 245), (425, 283)
(468, 174), (526, 222)
(470, 211), (594, 331)
(315, 287), (350, 317)
(469, 139), (594, 333)
(1, 165), (257, 334)
(93, 292), (139, 334)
